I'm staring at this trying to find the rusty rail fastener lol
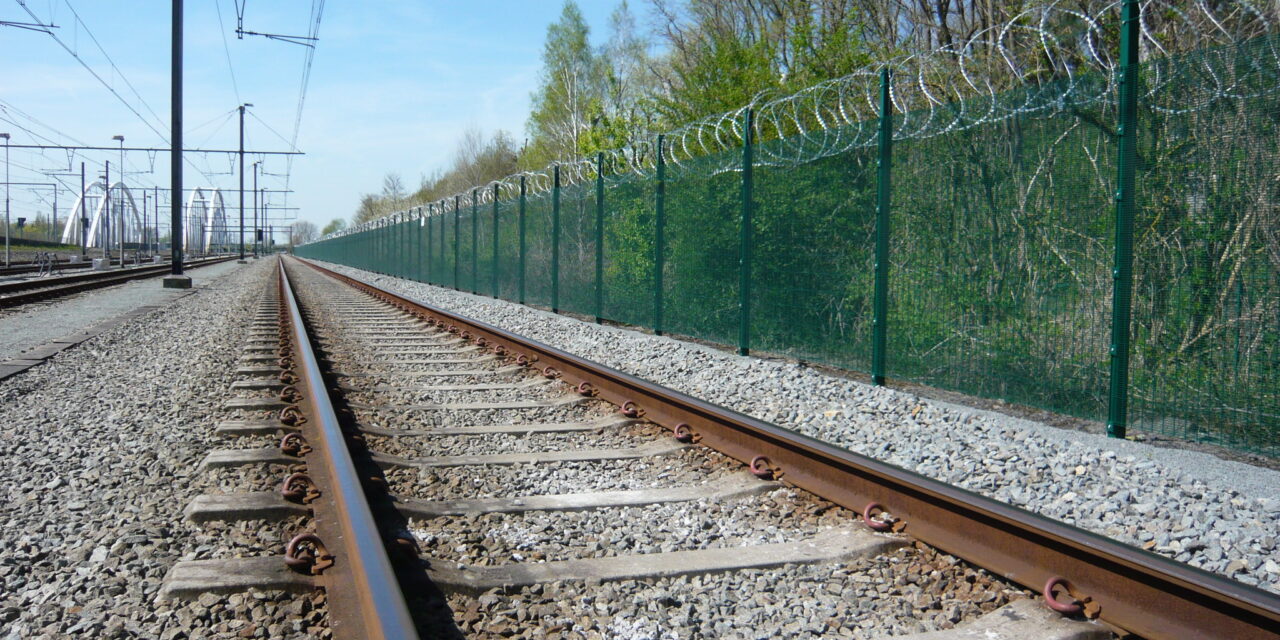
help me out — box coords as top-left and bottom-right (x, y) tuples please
(281, 433), (312, 457)
(862, 502), (894, 532)
(284, 533), (334, 575)
(279, 405), (306, 427)
(674, 423), (696, 443)
(749, 455), (778, 480)
(280, 473), (321, 504)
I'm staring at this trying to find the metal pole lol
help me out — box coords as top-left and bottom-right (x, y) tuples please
(168, 0), (186, 281)
(518, 175), (527, 304)
(80, 162), (87, 256)
(654, 134), (666, 335)
(471, 189), (479, 294)
(871, 68), (893, 386)
(105, 160), (112, 261)
(552, 165), (561, 313)
(1107, 0), (1141, 439)
(738, 108), (754, 356)
(238, 105), (245, 260)
(595, 152), (604, 323)
(2, 133), (8, 268)
(492, 182), (499, 297)
(51, 187), (57, 245)
(453, 195), (460, 289)
(437, 202), (442, 285)
(427, 204), (434, 282)
(252, 163), (259, 257)
(118, 140), (125, 264)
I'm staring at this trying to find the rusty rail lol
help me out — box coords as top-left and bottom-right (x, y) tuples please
(277, 261), (420, 640)
(292, 256), (1280, 640)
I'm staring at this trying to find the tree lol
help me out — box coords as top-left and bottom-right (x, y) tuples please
(352, 172), (411, 225)
(321, 218), (347, 235)
(649, 0), (875, 124)
(291, 220), (319, 246)
(413, 129), (520, 203)
(525, 1), (604, 166)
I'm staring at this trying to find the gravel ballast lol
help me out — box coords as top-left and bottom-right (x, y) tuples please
(0, 260), (243, 363)
(0, 258), (329, 639)
(315, 261), (1280, 594)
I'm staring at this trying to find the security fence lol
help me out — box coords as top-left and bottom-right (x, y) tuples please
(301, 1), (1279, 457)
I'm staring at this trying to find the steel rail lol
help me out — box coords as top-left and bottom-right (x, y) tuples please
(0, 256), (237, 308)
(0, 260), (93, 276)
(292, 256), (1280, 640)
(277, 261), (420, 640)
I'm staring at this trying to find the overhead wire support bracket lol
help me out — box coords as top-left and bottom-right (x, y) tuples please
(236, 28), (317, 48)
(0, 19), (57, 32)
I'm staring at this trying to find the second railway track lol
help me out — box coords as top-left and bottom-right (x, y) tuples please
(0, 256), (236, 309)
(165, 256), (1280, 639)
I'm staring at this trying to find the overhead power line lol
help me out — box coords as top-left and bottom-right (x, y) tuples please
(13, 0), (170, 141)
(213, 0), (242, 103)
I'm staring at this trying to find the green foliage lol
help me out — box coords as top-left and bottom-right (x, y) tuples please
(525, 1), (604, 167)
(321, 218), (347, 235)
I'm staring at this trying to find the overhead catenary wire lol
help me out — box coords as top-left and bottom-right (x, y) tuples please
(213, 0), (242, 104)
(12, 0), (170, 142)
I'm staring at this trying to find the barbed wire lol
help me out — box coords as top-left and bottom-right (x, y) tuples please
(325, 0), (1278, 240)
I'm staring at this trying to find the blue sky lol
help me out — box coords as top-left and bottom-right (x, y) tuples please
(0, 1), (620, 233)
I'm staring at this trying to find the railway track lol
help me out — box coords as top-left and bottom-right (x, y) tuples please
(0, 256), (235, 309)
(163, 256), (1280, 639)
(0, 259), (92, 277)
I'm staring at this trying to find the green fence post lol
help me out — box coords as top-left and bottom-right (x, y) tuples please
(654, 134), (666, 336)
(595, 151), (605, 323)
(427, 205), (434, 283)
(871, 68), (893, 386)
(471, 189), (479, 294)
(519, 175), (527, 304)
(552, 164), (561, 313)
(1107, 0), (1140, 440)
(492, 182), (500, 298)
(738, 108), (754, 356)
(416, 207), (423, 281)
(453, 195), (460, 290)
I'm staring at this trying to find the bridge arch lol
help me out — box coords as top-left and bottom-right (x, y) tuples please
(58, 181), (145, 248)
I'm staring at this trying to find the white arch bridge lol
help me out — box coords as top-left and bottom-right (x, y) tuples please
(59, 184), (233, 254)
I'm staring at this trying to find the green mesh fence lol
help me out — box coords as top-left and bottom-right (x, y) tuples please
(476, 198), (495, 297)
(603, 171), (655, 327)
(496, 197), (520, 301)
(889, 70), (1117, 423)
(298, 33), (1280, 457)
(523, 190), (554, 308)
(754, 138), (878, 371)
(662, 148), (742, 345)
(557, 179), (598, 317)
(440, 209), (458, 289)
(1128, 36), (1280, 455)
